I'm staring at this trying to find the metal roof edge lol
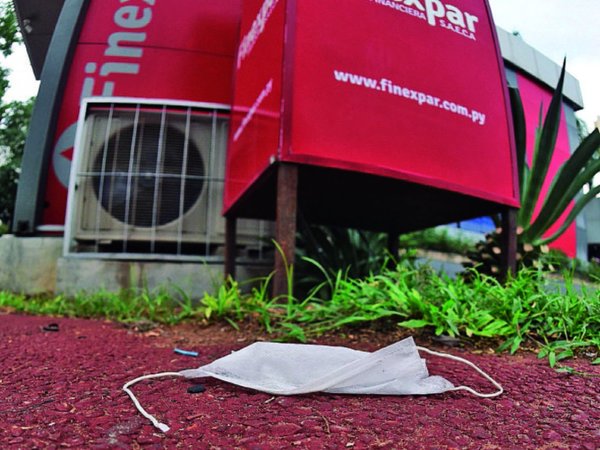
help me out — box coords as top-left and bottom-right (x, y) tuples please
(496, 27), (584, 110)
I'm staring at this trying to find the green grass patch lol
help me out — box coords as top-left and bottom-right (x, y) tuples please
(0, 286), (200, 325)
(398, 226), (476, 254)
(1, 262), (598, 367)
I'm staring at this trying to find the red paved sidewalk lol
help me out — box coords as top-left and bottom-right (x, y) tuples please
(0, 313), (598, 449)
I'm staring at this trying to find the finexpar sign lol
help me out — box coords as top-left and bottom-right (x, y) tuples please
(225, 0), (285, 210)
(226, 0), (518, 215)
(42, 0), (242, 227)
(332, 70), (488, 125)
(372, 0), (480, 39)
(237, 0), (280, 68)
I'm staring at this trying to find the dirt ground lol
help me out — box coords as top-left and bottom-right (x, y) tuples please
(0, 313), (598, 449)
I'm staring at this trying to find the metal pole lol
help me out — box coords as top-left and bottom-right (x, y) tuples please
(224, 216), (237, 280)
(501, 207), (518, 280)
(273, 163), (298, 299)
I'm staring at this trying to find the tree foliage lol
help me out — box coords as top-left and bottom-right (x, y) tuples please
(0, 1), (33, 230)
(0, 1), (20, 100)
(0, 1), (19, 55)
(0, 98), (34, 223)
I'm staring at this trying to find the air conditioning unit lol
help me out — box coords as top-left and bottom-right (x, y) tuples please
(65, 98), (270, 258)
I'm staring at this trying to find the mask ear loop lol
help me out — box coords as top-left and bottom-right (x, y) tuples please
(123, 346), (503, 433)
(123, 372), (184, 432)
(416, 346), (503, 398)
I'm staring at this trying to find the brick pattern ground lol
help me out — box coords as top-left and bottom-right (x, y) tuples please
(0, 313), (598, 449)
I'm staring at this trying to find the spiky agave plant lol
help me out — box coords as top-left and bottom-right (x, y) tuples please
(463, 226), (551, 276)
(466, 60), (600, 276)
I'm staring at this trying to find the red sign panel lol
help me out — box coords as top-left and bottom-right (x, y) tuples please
(225, 0), (518, 214)
(224, 0), (286, 210)
(42, 0), (241, 226)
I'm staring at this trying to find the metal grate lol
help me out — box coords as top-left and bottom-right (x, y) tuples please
(64, 98), (271, 261)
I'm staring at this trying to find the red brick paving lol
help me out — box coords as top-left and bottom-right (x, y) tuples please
(0, 313), (598, 449)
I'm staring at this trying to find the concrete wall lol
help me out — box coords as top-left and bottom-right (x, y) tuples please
(585, 199), (600, 243)
(0, 235), (63, 295)
(496, 28), (583, 108)
(55, 257), (270, 298)
(0, 235), (271, 297)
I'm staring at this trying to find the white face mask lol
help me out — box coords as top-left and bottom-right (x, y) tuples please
(123, 337), (503, 432)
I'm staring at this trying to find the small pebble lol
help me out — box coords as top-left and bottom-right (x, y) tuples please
(187, 384), (206, 394)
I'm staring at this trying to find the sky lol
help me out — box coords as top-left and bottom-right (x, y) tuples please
(487, 0), (600, 131)
(2, 1), (600, 130)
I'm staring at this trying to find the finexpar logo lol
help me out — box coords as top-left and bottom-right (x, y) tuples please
(372, 0), (480, 41)
(237, 0), (280, 69)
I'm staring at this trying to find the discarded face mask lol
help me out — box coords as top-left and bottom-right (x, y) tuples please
(123, 337), (503, 432)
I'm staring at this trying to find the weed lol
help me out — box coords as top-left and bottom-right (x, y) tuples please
(398, 227), (475, 254)
(0, 262), (598, 367)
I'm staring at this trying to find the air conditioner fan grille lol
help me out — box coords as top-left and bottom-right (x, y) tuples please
(92, 123), (205, 227)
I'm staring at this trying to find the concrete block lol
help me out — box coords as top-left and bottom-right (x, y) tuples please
(498, 27), (584, 109)
(55, 257), (271, 298)
(508, 35), (538, 77)
(0, 236), (64, 295)
(0, 235), (271, 297)
(585, 199), (600, 243)
(496, 28), (512, 61)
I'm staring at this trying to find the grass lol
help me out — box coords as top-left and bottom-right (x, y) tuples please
(397, 226), (476, 254)
(541, 248), (600, 283)
(0, 286), (200, 325)
(0, 261), (598, 368)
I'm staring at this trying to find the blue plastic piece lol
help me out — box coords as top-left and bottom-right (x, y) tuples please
(174, 348), (199, 357)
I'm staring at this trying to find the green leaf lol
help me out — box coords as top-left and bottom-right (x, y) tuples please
(548, 351), (557, 367)
(510, 335), (522, 354)
(442, 299), (456, 312)
(279, 323), (306, 342)
(592, 358), (600, 365)
(537, 184), (600, 245)
(556, 349), (574, 361)
(224, 317), (240, 331)
(527, 148), (600, 241)
(497, 340), (512, 353)
(544, 127), (600, 199)
(482, 319), (511, 335)
(398, 319), (430, 329)
(333, 315), (371, 327)
(509, 86), (527, 195)
(519, 59), (566, 228)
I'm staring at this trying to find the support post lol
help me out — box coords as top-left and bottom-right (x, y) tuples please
(501, 207), (518, 280)
(224, 216), (237, 280)
(273, 164), (299, 299)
